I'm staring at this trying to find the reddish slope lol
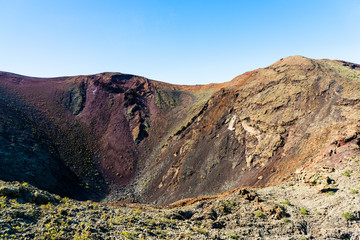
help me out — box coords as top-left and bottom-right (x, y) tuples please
(0, 71), (219, 200)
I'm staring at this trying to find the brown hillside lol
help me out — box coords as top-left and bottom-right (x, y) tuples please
(139, 56), (360, 204)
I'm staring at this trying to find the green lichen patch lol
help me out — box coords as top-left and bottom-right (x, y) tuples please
(154, 88), (181, 109)
(65, 82), (86, 115)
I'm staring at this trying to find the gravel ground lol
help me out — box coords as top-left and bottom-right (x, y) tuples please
(0, 157), (360, 239)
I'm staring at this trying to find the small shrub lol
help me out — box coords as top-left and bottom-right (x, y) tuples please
(121, 230), (138, 239)
(0, 196), (7, 208)
(344, 171), (352, 177)
(282, 200), (291, 205)
(254, 211), (263, 218)
(229, 234), (239, 239)
(21, 182), (29, 187)
(350, 188), (358, 194)
(343, 212), (355, 220)
(327, 191), (335, 195)
(350, 156), (360, 163)
(221, 201), (235, 215)
(299, 208), (309, 215)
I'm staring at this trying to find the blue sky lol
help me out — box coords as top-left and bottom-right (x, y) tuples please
(1, 0), (359, 85)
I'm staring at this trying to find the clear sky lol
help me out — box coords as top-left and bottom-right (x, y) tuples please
(1, 0), (360, 85)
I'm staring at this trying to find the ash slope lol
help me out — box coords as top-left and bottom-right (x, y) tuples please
(0, 56), (360, 205)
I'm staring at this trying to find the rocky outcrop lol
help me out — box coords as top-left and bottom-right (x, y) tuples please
(1, 157), (360, 239)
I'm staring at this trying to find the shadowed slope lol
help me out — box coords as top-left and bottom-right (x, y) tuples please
(0, 71), (219, 201)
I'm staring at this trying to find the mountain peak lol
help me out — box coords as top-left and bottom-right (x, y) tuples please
(271, 55), (313, 68)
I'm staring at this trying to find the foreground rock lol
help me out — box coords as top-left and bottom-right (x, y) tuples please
(1, 155), (359, 239)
